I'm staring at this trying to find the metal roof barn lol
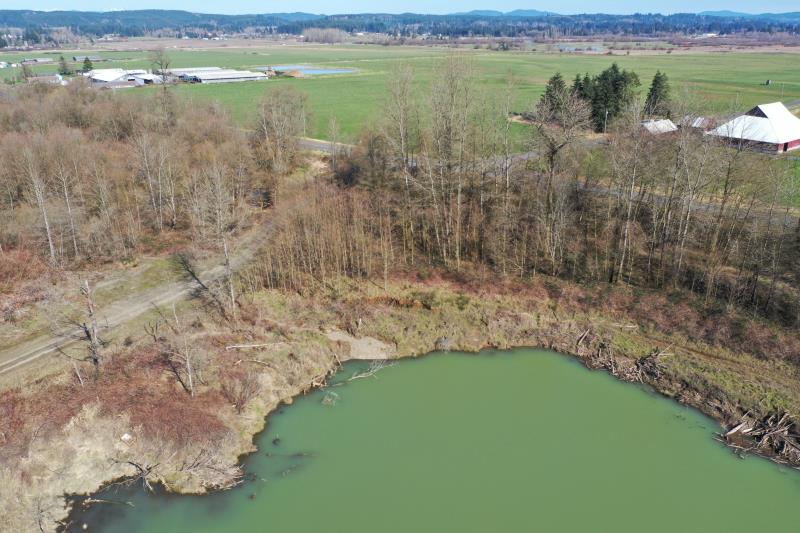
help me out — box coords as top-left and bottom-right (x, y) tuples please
(641, 119), (678, 135)
(709, 102), (800, 153)
(84, 69), (148, 84)
(186, 70), (268, 83)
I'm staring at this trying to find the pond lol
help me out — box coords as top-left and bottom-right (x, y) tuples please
(271, 65), (355, 75)
(67, 349), (800, 532)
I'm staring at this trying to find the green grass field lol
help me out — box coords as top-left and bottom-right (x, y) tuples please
(3, 44), (800, 141)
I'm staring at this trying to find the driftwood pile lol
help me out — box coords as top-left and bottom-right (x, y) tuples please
(722, 412), (800, 466)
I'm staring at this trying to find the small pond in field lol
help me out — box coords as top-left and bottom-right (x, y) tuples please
(67, 349), (800, 532)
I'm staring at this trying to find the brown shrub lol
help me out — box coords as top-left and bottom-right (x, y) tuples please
(0, 249), (47, 293)
(0, 347), (231, 462)
(220, 369), (262, 414)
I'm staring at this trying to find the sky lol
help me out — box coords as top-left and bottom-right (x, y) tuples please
(4, 0), (799, 15)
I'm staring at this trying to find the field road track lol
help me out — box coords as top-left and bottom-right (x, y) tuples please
(0, 203), (280, 377)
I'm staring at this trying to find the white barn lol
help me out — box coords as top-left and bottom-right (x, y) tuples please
(709, 102), (800, 153)
(185, 69), (268, 84)
(84, 69), (148, 84)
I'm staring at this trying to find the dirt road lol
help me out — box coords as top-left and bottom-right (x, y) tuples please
(0, 199), (279, 378)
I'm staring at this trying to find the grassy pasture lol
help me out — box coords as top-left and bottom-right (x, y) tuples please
(2, 45), (800, 141)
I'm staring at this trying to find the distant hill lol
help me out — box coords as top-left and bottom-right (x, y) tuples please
(453, 9), (555, 17)
(0, 9), (323, 29)
(506, 9), (555, 17)
(698, 10), (752, 17)
(699, 10), (800, 22)
(454, 10), (506, 17)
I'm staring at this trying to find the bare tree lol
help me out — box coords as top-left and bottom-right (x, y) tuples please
(149, 47), (175, 127)
(252, 87), (309, 175)
(80, 280), (104, 376)
(21, 147), (57, 265)
(529, 85), (592, 275)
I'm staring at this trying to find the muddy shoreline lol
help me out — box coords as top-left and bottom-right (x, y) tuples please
(60, 332), (800, 531)
(5, 278), (800, 533)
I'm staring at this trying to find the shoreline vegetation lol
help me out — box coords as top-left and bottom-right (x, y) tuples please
(9, 273), (800, 532)
(1, 48), (799, 532)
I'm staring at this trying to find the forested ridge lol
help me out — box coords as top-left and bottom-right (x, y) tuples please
(0, 9), (798, 40)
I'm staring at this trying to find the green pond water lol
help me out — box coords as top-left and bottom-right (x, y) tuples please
(69, 349), (800, 532)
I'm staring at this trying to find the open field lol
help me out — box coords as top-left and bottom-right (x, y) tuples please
(3, 44), (800, 140)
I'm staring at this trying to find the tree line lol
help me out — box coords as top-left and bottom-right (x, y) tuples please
(1, 10), (798, 42)
(1, 59), (797, 329)
(0, 79), (306, 279)
(245, 58), (799, 327)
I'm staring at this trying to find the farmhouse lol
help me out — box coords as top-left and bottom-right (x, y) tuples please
(709, 102), (800, 153)
(184, 69), (268, 84)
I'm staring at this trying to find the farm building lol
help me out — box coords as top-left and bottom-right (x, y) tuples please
(26, 74), (65, 85)
(686, 116), (717, 131)
(709, 102), (800, 153)
(72, 55), (103, 62)
(130, 73), (164, 85)
(641, 119), (678, 135)
(165, 67), (223, 75)
(84, 69), (148, 84)
(184, 69), (268, 84)
(161, 67), (223, 81)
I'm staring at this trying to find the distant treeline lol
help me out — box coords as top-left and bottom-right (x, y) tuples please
(0, 9), (799, 40)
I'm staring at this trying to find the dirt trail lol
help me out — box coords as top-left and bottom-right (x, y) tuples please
(0, 214), (276, 378)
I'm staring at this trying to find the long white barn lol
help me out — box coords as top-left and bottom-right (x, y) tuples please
(184, 69), (268, 84)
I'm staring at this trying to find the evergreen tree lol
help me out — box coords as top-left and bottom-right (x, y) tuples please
(572, 73), (595, 103)
(644, 71), (671, 117)
(82, 57), (93, 73)
(0, 37), (7, 49)
(575, 63), (640, 132)
(539, 73), (567, 111)
(23, 28), (41, 44)
(570, 73), (583, 95)
(58, 55), (72, 76)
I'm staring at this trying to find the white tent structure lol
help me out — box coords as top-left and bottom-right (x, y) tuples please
(708, 102), (800, 153)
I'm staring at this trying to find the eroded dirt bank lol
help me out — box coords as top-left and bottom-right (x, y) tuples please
(2, 278), (800, 532)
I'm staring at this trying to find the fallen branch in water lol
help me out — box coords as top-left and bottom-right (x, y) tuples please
(83, 498), (135, 507)
(347, 360), (396, 382)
